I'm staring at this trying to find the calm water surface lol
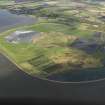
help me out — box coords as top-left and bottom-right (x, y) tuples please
(48, 68), (105, 82)
(0, 9), (36, 32)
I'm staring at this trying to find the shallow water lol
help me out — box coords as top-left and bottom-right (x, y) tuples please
(48, 68), (105, 82)
(0, 9), (36, 32)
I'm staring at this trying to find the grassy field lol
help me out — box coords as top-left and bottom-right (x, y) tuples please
(0, 0), (14, 6)
(0, 22), (103, 77)
(0, 0), (105, 81)
(25, 22), (95, 37)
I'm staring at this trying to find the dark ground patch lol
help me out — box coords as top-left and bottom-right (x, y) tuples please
(70, 37), (105, 54)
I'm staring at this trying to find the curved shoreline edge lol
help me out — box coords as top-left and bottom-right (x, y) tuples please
(1, 28), (105, 84)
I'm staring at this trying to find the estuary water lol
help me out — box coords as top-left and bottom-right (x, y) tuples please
(0, 9), (36, 32)
(48, 68), (105, 82)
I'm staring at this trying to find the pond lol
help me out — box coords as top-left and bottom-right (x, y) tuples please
(0, 9), (36, 32)
(48, 68), (105, 82)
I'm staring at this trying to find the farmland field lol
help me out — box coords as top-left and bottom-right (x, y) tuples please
(1, 0), (105, 82)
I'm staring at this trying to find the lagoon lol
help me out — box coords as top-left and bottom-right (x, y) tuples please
(0, 9), (36, 32)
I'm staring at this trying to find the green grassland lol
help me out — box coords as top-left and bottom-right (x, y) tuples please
(0, 0), (105, 78)
(0, 0), (14, 7)
(0, 22), (103, 77)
